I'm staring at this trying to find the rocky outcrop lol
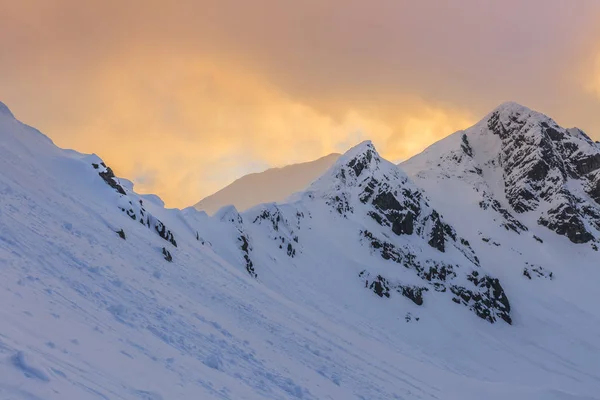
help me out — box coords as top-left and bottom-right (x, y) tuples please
(250, 205), (300, 259)
(359, 271), (428, 305)
(94, 162), (126, 195)
(239, 234), (257, 278)
(523, 264), (553, 280)
(486, 104), (600, 243)
(162, 247), (173, 262)
(118, 198), (178, 247)
(450, 271), (511, 324)
(359, 230), (510, 323)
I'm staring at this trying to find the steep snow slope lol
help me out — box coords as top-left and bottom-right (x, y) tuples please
(193, 153), (340, 215)
(1, 101), (600, 399)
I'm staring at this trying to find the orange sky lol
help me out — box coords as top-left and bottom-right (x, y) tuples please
(2, 0), (600, 207)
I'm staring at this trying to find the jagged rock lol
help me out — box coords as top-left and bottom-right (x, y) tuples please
(155, 220), (178, 247)
(406, 103), (600, 245)
(523, 264), (553, 280)
(162, 247), (172, 262)
(427, 211), (447, 252)
(116, 229), (126, 240)
(239, 235), (257, 278)
(398, 285), (427, 306)
(370, 275), (391, 298)
(286, 243), (296, 257)
(451, 273), (511, 324)
(461, 134), (473, 157)
(538, 202), (593, 244)
(347, 147), (374, 177)
(96, 162), (126, 195)
(478, 194), (528, 233)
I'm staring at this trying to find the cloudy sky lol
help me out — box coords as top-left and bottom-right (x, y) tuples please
(2, 0), (600, 207)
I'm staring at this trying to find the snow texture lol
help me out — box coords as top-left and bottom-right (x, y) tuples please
(0, 101), (599, 399)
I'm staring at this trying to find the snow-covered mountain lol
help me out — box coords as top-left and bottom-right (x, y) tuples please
(403, 102), (600, 245)
(1, 100), (600, 400)
(193, 153), (340, 215)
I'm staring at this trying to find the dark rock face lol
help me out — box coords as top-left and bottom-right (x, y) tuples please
(96, 162), (126, 195)
(359, 272), (391, 298)
(461, 134), (473, 157)
(523, 264), (553, 280)
(359, 230), (511, 324)
(368, 185), (422, 238)
(538, 199), (594, 244)
(116, 229), (126, 240)
(391, 212), (414, 236)
(586, 171), (600, 205)
(373, 191), (402, 211)
(162, 247), (172, 262)
(574, 154), (600, 175)
(328, 194), (353, 216)
(451, 273), (512, 324)
(347, 148), (374, 177)
(359, 271), (427, 305)
(427, 211), (447, 252)
(486, 107), (600, 244)
(478, 193), (528, 233)
(155, 220), (178, 247)
(117, 198), (179, 249)
(399, 285), (427, 306)
(239, 235), (257, 278)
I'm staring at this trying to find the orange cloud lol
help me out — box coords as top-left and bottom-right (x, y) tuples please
(1, 1), (599, 208)
(32, 54), (470, 207)
(587, 54), (600, 98)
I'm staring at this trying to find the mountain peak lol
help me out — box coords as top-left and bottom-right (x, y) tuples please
(491, 101), (534, 115)
(484, 101), (556, 133)
(0, 101), (15, 118)
(335, 140), (381, 178)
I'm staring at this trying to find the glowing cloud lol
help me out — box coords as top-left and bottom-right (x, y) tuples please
(1, 1), (599, 207)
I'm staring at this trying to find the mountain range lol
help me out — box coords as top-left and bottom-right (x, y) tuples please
(0, 100), (599, 399)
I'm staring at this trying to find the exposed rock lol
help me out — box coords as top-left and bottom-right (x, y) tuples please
(155, 220), (178, 247)
(96, 163), (126, 195)
(461, 134), (473, 157)
(239, 235), (257, 278)
(398, 285), (427, 306)
(538, 201), (593, 244)
(451, 273), (512, 324)
(427, 211), (447, 252)
(523, 264), (553, 280)
(162, 247), (172, 262)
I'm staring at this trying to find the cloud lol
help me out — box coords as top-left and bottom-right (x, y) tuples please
(1, 1), (600, 207)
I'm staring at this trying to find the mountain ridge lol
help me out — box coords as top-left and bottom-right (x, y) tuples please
(194, 152), (341, 215)
(0, 100), (599, 399)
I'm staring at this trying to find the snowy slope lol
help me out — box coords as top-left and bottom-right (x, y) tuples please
(1, 100), (600, 399)
(193, 153), (340, 215)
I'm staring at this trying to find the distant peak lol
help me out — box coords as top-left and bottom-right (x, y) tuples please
(0, 101), (15, 118)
